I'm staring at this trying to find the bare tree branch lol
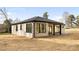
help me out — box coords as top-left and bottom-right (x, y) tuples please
(0, 8), (8, 20)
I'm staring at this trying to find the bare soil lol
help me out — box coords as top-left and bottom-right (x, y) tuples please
(0, 28), (79, 51)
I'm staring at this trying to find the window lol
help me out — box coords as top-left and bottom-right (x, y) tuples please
(36, 23), (46, 33)
(36, 23), (40, 33)
(16, 25), (18, 31)
(20, 24), (22, 30)
(41, 24), (46, 33)
(26, 23), (32, 33)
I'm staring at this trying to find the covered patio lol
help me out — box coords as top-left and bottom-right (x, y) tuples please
(32, 21), (64, 38)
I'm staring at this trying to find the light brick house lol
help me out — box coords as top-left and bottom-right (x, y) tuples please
(11, 16), (64, 38)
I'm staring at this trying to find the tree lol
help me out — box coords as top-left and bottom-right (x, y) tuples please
(0, 8), (8, 20)
(0, 8), (12, 33)
(3, 19), (11, 33)
(13, 18), (20, 23)
(68, 15), (75, 27)
(8, 18), (13, 23)
(43, 12), (48, 20)
(76, 15), (79, 26)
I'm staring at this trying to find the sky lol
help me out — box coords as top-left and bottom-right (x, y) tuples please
(0, 7), (79, 23)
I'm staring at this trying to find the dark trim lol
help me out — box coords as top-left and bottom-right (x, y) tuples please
(53, 24), (55, 35)
(39, 23), (40, 33)
(60, 25), (61, 35)
(12, 21), (64, 26)
(20, 24), (22, 30)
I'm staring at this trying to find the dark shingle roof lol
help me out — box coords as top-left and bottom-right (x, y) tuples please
(12, 16), (64, 25)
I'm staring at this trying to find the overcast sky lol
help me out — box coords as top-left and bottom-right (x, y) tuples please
(0, 7), (79, 23)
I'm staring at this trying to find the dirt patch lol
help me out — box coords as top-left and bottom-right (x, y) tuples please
(0, 28), (79, 50)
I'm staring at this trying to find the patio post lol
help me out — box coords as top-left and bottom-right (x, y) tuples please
(60, 25), (61, 35)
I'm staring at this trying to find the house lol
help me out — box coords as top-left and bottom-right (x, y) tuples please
(11, 14), (65, 38)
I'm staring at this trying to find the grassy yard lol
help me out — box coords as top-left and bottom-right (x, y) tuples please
(0, 28), (79, 51)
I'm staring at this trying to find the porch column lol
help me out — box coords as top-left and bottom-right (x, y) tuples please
(53, 24), (55, 35)
(33, 22), (35, 38)
(60, 25), (61, 35)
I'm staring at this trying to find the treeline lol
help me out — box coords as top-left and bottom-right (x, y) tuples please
(2, 19), (12, 33)
(63, 12), (79, 28)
